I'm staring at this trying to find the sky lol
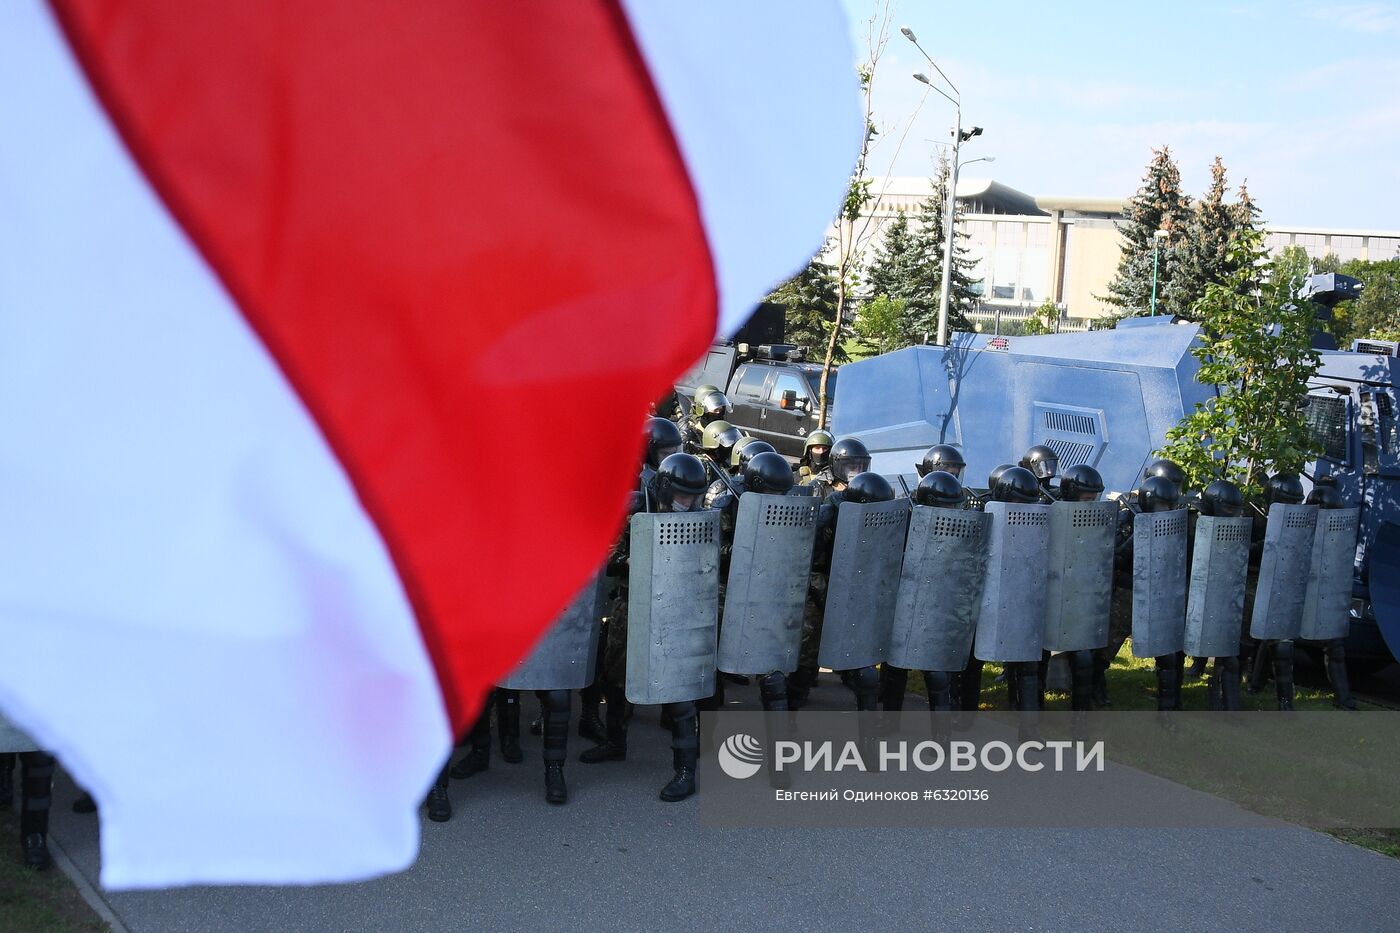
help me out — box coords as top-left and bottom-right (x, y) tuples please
(840, 0), (1400, 230)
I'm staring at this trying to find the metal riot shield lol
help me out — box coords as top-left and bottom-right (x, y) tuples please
(974, 502), (1052, 663)
(888, 506), (991, 671)
(1249, 504), (1319, 641)
(718, 493), (820, 674)
(1299, 507), (1360, 641)
(1043, 500), (1118, 652)
(817, 498), (911, 670)
(499, 570), (605, 691)
(626, 510), (721, 704)
(1130, 509), (1188, 658)
(1184, 515), (1252, 658)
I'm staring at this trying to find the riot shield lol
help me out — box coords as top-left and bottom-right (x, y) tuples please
(1183, 515), (1252, 658)
(1043, 500), (1118, 652)
(817, 498), (911, 670)
(718, 493), (820, 674)
(1249, 504), (1319, 641)
(888, 506), (991, 671)
(625, 510), (721, 704)
(974, 502), (1052, 663)
(1299, 507), (1360, 641)
(499, 569), (605, 691)
(1130, 509), (1188, 658)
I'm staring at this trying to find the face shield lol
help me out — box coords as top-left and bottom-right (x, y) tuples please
(835, 456), (871, 482)
(1031, 457), (1058, 480)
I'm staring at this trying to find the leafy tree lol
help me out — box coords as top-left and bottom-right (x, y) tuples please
(766, 253), (846, 363)
(1020, 298), (1061, 335)
(1158, 228), (1321, 502)
(1319, 257), (1400, 347)
(852, 294), (907, 356)
(1103, 147), (1193, 318)
(907, 155), (979, 336)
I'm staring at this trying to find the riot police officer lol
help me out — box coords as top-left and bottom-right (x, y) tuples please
(700, 420), (745, 474)
(1020, 444), (1059, 498)
(1137, 474), (1188, 711)
(1193, 478), (1248, 712)
(915, 444), (966, 480)
(681, 387), (731, 451)
(791, 438), (874, 707)
(580, 453), (712, 802)
(882, 470), (968, 712)
(0, 751), (54, 869)
(1041, 464), (1108, 712)
(730, 437), (776, 477)
(642, 416), (684, 489)
(1301, 476), (1358, 710)
(987, 466), (1047, 712)
(1246, 473), (1308, 711)
(797, 430), (835, 483)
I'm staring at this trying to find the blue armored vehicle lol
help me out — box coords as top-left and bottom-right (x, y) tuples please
(833, 297), (1400, 670)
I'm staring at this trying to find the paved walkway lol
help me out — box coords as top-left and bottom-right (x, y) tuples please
(47, 681), (1400, 933)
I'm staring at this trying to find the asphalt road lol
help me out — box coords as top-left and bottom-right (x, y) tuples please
(47, 680), (1400, 933)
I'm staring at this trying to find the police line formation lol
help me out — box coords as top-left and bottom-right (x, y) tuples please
(409, 385), (1361, 822)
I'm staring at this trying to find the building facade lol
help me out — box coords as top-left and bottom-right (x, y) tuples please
(848, 177), (1400, 332)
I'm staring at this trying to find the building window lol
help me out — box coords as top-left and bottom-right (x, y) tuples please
(1330, 235), (1363, 262)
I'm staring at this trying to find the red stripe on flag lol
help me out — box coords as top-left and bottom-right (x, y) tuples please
(53, 0), (716, 729)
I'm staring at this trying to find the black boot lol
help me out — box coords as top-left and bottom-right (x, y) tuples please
(426, 765), (452, 822)
(497, 688), (523, 764)
(1219, 656), (1243, 711)
(1091, 650), (1111, 708)
(923, 671), (954, 711)
(578, 681), (606, 744)
(1274, 640), (1295, 712)
(1186, 656), (1209, 680)
(787, 666), (816, 710)
(959, 657), (985, 711)
(580, 684), (627, 763)
(1068, 651), (1095, 713)
(539, 689), (569, 804)
(1037, 653), (1051, 710)
(881, 665), (909, 712)
(1207, 657), (1224, 711)
(660, 702), (698, 802)
(759, 671), (789, 712)
(450, 703), (493, 778)
(1154, 654), (1182, 712)
(1010, 662), (1040, 712)
(1325, 639), (1358, 710)
(19, 752), (54, 871)
(1246, 641), (1272, 695)
(850, 666), (879, 711)
(0, 753), (13, 811)
(758, 671), (792, 788)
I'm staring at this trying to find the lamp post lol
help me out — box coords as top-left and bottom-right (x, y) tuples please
(905, 26), (980, 346)
(1150, 229), (1169, 316)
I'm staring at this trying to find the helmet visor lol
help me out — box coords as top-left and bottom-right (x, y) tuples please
(1031, 457), (1058, 480)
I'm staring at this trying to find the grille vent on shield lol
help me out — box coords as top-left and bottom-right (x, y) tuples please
(1326, 512), (1358, 534)
(1285, 511), (1317, 531)
(932, 513), (983, 539)
(657, 517), (714, 546)
(1214, 522), (1249, 543)
(1154, 513), (1186, 537)
(1007, 510), (1047, 526)
(863, 509), (905, 529)
(1071, 508), (1114, 528)
(763, 502), (817, 528)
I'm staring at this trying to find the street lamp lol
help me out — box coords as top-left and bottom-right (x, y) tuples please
(1150, 229), (1169, 316)
(905, 27), (979, 346)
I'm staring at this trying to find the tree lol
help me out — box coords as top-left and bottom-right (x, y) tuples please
(1020, 298), (1061, 335)
(1158, 227), (1321, 502)
(766, 254), (845, 362)
(907, 154), (978, 336)
(1318, 257), (1400, 347)
(863, 209), (933, 348)
(1176, 157), (1240, 315)
(852, 294), (907, 357)
(1103, 147), (1193, 318)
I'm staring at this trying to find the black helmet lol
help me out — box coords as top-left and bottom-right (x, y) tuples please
(1265, 472), (1305, 505)
(1020, 445), (1059, 481)
(1144, 459), (1187, 494)
(690, 384), (721, 419)
(644, 417), (684, 469)
(987, 463), (1015, 492)
(731, 437), (776, 471)
(1138, 475), (1182, 513)
(830, 437), (872, 483)
(744, 451), (796, 495)
(1058, 464), (1104, 502)
(701, 420), (744, 462)
(917, 444), (966, 479)
(697, 390), (731, 427)
(913, 470), (964, 508)
(803, 430), (835, 470)
(1199, 479), (1245, 517)
(1306, 476), (1343, 510)
(993, 466), (1042, 503)
(655, 453), (709, 511)
(844, 471), (895, 504)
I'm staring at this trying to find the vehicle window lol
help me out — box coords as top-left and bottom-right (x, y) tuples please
(770, 373), (809, 405)
(1377, 393), (1399, 457)
(734, 366), (768, 400)
(1304, 394), (1349, 462)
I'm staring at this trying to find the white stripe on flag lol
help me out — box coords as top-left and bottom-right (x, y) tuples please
(619, 0), (863, 338)
(0, 0), (450, 888)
